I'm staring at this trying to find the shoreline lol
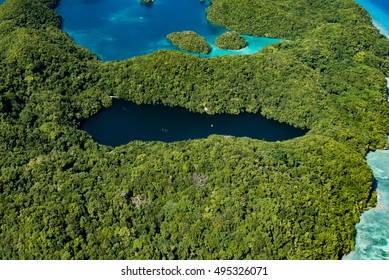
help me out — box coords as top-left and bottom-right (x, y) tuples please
(56, 0), (280, 61)
(355, 0), (389, 37)
(343, 0), (389, 260)
(372, 20), (389, 38)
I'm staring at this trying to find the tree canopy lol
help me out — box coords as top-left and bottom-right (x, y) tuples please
(0, 0), (388, 259)
(214, 31), (247, 50)
(167, 31), (212, 54)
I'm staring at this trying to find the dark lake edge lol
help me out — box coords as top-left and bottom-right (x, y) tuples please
(81, 99), (308, 147)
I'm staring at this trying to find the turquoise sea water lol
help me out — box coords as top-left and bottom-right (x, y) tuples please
(56, 0), (280, 61)
(344, 0), (389, 260)
(356, 0), (389, 37)
(344, 138), (389, 260)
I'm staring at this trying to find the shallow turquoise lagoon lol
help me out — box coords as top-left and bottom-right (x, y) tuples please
(56, 0), (280, 61)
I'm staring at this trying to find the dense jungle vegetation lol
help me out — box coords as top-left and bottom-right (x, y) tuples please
(167, 31), (212, 54)
(0, 0), (388, 259)
(214, 31), (247, 50)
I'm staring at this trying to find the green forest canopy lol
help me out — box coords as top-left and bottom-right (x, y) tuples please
(167, 31), (212, 54)
(214, 31), (248, 50)
(0, 0), (388, 259)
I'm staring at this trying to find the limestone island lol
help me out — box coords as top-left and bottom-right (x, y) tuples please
(167, 31), (211, 55)
(140, 0), (154, 4)
(215, 31), (248, 50)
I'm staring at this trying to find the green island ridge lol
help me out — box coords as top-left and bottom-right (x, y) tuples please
(214, 31), (248, 50)
(0, 0), (388, 259)
(167, 31), (212, 54)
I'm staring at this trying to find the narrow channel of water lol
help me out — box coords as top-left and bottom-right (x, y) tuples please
(81, 99), (307, 146)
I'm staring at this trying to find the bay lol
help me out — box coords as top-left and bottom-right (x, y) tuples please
(56, 0), (280, 61)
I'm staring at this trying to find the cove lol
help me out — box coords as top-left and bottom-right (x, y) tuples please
(81, 99), (307, 146)
(56, 0), (280, 61)
(344, 0), (389, 260)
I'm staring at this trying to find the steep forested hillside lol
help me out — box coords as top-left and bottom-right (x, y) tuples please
(0, 0), (388, 259)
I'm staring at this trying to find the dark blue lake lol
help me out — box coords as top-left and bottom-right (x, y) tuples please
(56, 0), (280, 61)
(81, 99), (307, 146)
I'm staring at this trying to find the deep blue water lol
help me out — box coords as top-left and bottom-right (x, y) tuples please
(0, 0), (4, 4)
(81, 99), (306, 146)
(344, 0), (389, 260)
(56, 0), (280, 61)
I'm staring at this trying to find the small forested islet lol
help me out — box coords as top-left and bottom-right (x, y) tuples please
(215, 31), (248, 50)
(167, 30), (212, 54)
